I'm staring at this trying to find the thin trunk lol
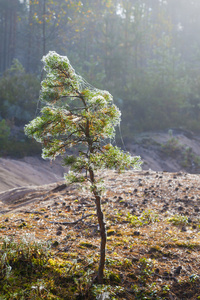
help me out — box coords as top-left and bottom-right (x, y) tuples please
(0, 0), (17, 72)
(27, 0), (33, 72)
(94, 190), (107, 283)
(0, 7), (3, 72)
(8, 1), (13, 68)
(84, 104), (107, 284)
(40, 0), (46, 81)
(3, 8), (8, 71)
(12, 5), (17, 63)
(42, 0), (46, 56)
(124, 0), (130, 86)
(89, 167), (107, 284)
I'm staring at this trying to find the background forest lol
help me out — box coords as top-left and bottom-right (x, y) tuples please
(1, 0), (200, 157)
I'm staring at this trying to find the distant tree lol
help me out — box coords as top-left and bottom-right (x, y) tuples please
(0, 0), (20, 73)
(0, 119), (10, 154)
(24, 51), (142, 283)
(0, 59), (40, 124)
(23, 0), (84, 73)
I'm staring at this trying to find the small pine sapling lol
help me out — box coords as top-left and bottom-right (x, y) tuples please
(24, 51), (142, 283)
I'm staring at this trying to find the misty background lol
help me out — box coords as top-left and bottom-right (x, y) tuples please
(1, 0), (200, 158)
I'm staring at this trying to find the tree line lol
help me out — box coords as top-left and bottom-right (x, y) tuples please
(1, 0), (200, 156)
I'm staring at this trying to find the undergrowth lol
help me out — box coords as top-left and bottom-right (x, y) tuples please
(0, 234), (199, 299)
(1, 170), (200, 299)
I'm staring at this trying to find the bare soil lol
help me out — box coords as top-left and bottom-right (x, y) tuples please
(0, 169), (199, 299)
(0, 132), (200, 298)
(128, 129), (200, 173)
(1, 129), (200, 194)
(0, 156), (67, 192)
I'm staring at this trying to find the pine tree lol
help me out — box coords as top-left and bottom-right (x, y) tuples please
(24, 51), (142, 283)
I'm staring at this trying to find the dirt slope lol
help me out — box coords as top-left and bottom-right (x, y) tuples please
(0, 169), (199, 299)
(0, 156), (67, 192)
(128, 129), (200, 173)
(0, 131), (200, 298)
(1, 129), (200, 193)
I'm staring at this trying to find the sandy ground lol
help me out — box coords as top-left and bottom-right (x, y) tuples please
(0, 156), (67, 192)
(128, 130), (200, 173)
(0, 168), (200, 298)
(1, 130), (200, 193)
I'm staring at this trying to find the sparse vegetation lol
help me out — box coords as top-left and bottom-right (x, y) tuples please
(160, 133), (200, 172)
(161, 136), (182, 157)
(168, 214), (189, 226)
(0, 170), (200, 299)
(127, 210), (160, 227)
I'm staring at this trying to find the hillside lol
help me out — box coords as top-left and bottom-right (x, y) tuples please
(1, 129), (200, 194)
(0, 130), (200, 298)
(0, 169), (200, 299)
(128, 129), (200, 174)
(0, 156), (67, 192)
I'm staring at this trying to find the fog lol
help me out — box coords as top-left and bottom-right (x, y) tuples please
(1, 0), (200, 156)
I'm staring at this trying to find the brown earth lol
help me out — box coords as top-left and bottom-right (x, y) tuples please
(1, 129), (200, 193)
(0, 129), (200, 298)
(128, 129), (200, 173)
(0, 169), (199, 299)
(0, 156), (67, 192)
(0, 132), (200, 298)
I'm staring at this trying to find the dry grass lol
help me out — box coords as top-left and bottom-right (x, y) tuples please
(0, 170), (200, 299)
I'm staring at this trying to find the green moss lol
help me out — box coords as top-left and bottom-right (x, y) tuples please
(168, 214), (188, 226)
(79, 242), (97, 249)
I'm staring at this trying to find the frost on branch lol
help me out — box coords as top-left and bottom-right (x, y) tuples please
(24, 51), (142, 283)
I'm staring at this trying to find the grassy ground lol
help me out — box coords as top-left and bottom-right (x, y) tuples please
(0, 170), (200, 299)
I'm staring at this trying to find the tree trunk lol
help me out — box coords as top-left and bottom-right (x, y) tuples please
(26, 0), (33, 72)
(89, 168), (107, 284)
(3, 6), (8, 71)
(94, 191), (107, 283)
(42, 0), (46, 56)
(0, 0), (17, 72)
